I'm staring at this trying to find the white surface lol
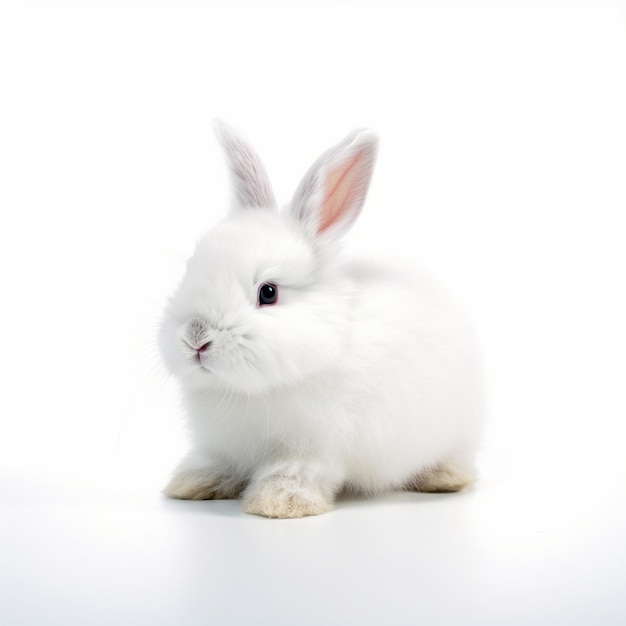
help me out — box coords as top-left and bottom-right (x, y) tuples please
(1, 2), (626, 625)
(2, 467), (626, 626)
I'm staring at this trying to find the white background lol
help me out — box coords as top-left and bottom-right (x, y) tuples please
(1, 2), (625, 625)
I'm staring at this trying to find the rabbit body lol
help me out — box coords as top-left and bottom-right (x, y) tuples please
(161, 124), (484, 518)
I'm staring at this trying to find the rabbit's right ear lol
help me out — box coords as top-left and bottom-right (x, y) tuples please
(290, 129), (378, 242)
(213, 120), (277, 211)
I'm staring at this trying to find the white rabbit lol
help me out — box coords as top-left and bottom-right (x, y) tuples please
(160, 122), (484, 518)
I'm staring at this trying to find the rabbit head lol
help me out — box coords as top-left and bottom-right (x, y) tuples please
(160, 122), (378, 394)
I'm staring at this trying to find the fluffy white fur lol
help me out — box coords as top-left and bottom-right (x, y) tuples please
(160, 122), (484, 518)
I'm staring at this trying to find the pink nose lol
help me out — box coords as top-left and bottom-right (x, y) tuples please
(197, 341), (212, 354)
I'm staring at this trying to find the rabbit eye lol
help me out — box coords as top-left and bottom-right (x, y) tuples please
(258, 283), (278, 306)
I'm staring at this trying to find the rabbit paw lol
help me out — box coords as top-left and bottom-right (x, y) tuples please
(243, 480), (333, 519)
(164, 468), (244, 500)
(406, 460), (474, 494)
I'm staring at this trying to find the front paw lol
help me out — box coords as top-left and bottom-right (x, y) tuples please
(242, 480), (333, 519)
(163, 468), (244, 501)
(405, 459), (474, 494)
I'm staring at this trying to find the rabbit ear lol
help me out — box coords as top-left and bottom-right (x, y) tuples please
(214, 120), (277, 210)
(291, 129), (378, 240)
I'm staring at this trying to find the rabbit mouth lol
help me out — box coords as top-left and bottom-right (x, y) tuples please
(195, 347), (216, 373)
(180, 336), (215, 372)
(196, 356), (212, 371)
(195, 341), (211, 363)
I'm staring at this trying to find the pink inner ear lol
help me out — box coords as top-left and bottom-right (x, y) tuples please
(318, 150), (364, 233)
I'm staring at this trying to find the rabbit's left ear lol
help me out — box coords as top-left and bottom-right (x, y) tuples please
(291, 129), (378, 240)
(214, 120), (277, 211)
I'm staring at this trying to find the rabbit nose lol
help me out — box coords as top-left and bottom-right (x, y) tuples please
(196, 341), (212, 354)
